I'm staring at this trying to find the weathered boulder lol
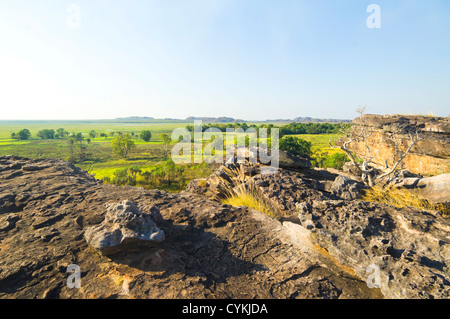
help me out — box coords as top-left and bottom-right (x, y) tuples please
(232, 146), (312, 170)
(330, 176), (365, 200)
(394, 173), (450, 205)
(84, 200), (165, 255)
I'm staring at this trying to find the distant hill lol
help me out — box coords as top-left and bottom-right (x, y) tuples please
(113, 116), (350, 123)
(185, 116), (245, 123)
(292, 117), (351, 123)
(115, 116), (154, 121)
(265, 117), (351, 123)
(113, 117), (186, 123)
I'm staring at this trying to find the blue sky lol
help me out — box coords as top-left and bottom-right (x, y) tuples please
(0, 0), (449, 120)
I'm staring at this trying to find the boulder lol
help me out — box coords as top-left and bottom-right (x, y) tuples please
(395, 173), (450, 205)
(84, 200), (165, 255)
(330, 175), (364, 200)
(232, 146), (312, 170)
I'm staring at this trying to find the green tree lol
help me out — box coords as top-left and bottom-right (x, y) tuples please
(56, 128), (69, 138)
(37, 129), (56, 139)
(160, 133), (172, 157)
(69, 133), (88, 161)
(279, 136), (312, 158)
(67, 138), (75, 163)
(89, 130), (97, 138)
(17, 129), (31, 140)
(111, 134), (136, 158)
(140, 130), (152, 142)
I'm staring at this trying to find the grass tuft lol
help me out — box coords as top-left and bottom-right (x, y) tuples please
(217, 165), (281, 220)
(362, 185), (449, 217)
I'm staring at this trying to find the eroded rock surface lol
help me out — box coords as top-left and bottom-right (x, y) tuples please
(0, 155), (449, 299)
(297, 199), (450, 299)
(0, 156), (380, 299)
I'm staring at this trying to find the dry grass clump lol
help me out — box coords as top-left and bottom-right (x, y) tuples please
(362, 185), (449, 217)
(217, 165), (281, 220)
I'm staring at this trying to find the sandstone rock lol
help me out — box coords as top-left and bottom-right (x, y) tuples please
(84, 200), (165, 255)
(348, 114), (450, 175)
(22, 164), (51, 172)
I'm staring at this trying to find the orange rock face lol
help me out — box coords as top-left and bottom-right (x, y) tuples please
(347, 115), (450, 176)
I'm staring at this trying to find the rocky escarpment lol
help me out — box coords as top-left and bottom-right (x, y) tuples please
(1, 156), (449, 299)
(347, 114), (450, 176)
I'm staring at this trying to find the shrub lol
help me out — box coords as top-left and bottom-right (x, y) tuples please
(112, 167), (130, 186)
(322, 153), (349, 170)
(222, 185), (280, 220)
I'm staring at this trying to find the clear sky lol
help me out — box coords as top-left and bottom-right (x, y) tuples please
(0, 0), (449, 120)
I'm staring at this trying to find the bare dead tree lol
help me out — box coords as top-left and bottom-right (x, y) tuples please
(329, 108), (423, 187)
(377, 128), (422, 181)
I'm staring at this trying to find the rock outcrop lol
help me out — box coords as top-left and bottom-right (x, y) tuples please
(233, 146), (312, 170)
(347, 114), (450, 175)
(1, 155), (449, 299)
(0, 156), (380, 299)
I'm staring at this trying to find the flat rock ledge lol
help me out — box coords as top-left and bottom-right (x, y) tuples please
(84, 200), (165, 255)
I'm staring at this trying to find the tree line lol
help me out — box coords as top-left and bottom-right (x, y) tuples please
(185, 122), (347, 137)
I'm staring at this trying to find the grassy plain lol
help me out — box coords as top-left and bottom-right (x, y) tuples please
(0, 120), (343, 192)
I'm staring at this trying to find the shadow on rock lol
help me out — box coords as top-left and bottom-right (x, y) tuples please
(104, 219), (260, 283)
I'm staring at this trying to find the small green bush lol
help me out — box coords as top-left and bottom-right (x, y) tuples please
(322, 153), (349, 170)
(279, 136), (312, 158)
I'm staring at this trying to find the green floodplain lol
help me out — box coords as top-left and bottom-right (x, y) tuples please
(0, 119), (347, 192)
